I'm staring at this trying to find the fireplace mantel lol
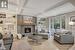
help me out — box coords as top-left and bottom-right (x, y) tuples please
(17, 15), (37, 25)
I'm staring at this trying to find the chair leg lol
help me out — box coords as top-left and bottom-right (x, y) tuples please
(9, 43), (13, 50)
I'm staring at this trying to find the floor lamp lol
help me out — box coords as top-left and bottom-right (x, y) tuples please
(69, 21), (75, 50)
(69, 16), (75, 43)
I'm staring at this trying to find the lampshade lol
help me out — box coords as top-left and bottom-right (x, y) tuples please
(69, 21), (74, 25)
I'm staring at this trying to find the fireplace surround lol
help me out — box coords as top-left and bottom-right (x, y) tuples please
(17, 15), (37, 37)
(17, 25), (35, 37)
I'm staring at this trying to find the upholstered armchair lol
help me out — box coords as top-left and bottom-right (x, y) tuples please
(3, 34), (13, 50)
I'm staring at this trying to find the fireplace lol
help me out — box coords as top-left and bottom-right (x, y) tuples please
(25, 28), (31, 33)
(17, 25), (35, 37)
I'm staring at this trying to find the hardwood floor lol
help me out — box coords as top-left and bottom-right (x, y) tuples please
(11, 37), (73, 50)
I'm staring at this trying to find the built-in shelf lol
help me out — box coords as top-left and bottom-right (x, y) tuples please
(0, 14), (16, 34)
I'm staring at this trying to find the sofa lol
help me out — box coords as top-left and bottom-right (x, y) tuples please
(54, 30), (74, 44)
(36, 33), (48, 39)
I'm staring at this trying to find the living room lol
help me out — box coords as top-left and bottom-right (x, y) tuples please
(0, 0), (75, 50)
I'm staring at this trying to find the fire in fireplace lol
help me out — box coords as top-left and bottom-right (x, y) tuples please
(25, 28), (31, 33)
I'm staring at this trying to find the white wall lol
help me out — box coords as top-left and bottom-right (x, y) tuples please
(65, 11), (75, 43)
(50, 11), (75, 43)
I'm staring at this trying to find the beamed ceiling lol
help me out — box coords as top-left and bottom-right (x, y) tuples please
(0, 0), (75, 17)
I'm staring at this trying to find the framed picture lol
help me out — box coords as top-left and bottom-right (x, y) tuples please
(69, 16), (75, 26)
(0, 20), (3, 24)
(8, 25), (14, 30)
(0, 14), (6, 18)
(70, 16), (75, 22)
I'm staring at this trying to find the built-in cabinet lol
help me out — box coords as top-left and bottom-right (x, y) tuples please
(36, 18), (49, 39)
(37, 18), (49, 33)
(0, 13), (17, 37)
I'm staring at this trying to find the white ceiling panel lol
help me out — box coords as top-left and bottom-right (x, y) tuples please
(0, 0), (25, 14)
(21, 9), (40, 16)
(38, 2), (75, 17)
(21, 8), (44, 15)
(25, 0), (63, 10)
(21, 0), (65, 16)
(21, 12), (36, 16)
(8, 0), (19, 6)
(1, 0), (75, 17)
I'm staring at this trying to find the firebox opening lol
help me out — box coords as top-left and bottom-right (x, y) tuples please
(25, 28), (31, 33)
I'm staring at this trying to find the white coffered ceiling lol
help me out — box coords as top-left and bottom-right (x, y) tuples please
(0, 0), (75, 17)
(21, 0), (63, 15)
